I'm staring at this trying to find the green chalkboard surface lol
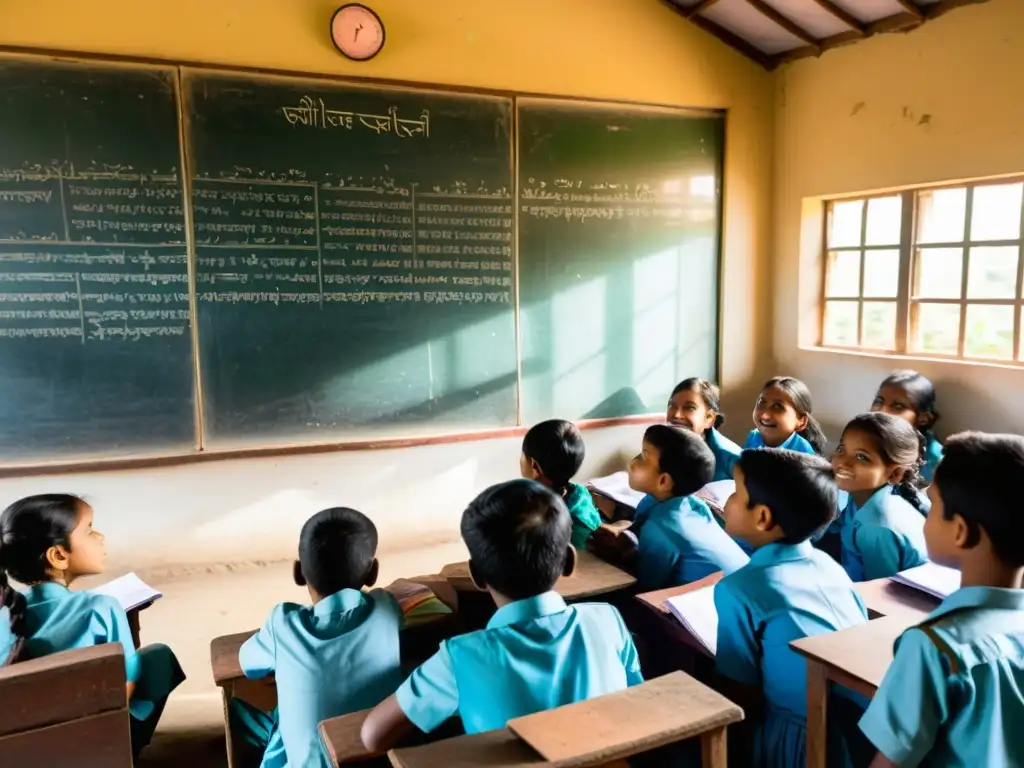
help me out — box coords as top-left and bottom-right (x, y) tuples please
(516, 99), (724, 423)
(184, 72), (517, 445)
(0, 58), (195, 460)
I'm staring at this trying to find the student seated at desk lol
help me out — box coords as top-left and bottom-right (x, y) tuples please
(0, 572), (25, 666)
(520, 419), (601, 549)
(869, 370), (943, 485)
(629, 425), (748, 590)
(360, 479), (642, 751)
(715, 449), (871, 768)
(666, 377), (741, 481)
(832, 414), (929, 581)
(743, 376), (826, 455)
(860, 433), (1024, 768)
(0, 494), (185, 760)
(232, 507), (405, 768)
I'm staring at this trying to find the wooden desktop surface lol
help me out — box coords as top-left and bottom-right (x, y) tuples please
(440, 550), (635, 602)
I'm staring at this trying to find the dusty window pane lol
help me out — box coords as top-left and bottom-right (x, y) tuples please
(861, 302), (896, 350)
(967, 246), (1018, 299)
(825, 251), (861, 298)
(912, 303), (960, 355)
(863, 250), (899, 298)
(917, 188), (966, 244)
(914, 248), (963, 299)
(970, 183), (1023, 242)
(823, 301), (858, 347)
(964, 304), (1014, 359)
(865, 196), (902, 246)
(828, 200), (864, 248)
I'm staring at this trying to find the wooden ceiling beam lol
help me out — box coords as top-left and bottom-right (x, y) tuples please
(745, 0), (821, 49)
(660, 0), (769, 67)
(684, 0), (725, 17)
(894, 0), (926, 20)
(807, 0), (866, 35)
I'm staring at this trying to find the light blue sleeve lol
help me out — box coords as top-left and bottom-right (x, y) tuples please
(94, 596), (141, 684)
(396, 643), (460, 733)
(859, 629), (949, 767)
(713, 579), (760, 686)
(636, 520), (680, 591)
(239, 606), (280, 679)
(855, 523), (905, 581)
(613, 610), (644, 686)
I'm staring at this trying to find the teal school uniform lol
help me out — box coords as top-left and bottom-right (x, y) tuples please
(715, 541), (871, 768)
(564, 482), (602, 549)
(234, 588), (404, 768)
(744, 429), (817, 454)
(0, 605), (15, 665)
(396, 592), (642, 735)
(22, 582), (184, 757)
(636, 494), (749, 590)
(860, 586), (1024, 768)
(706, 427), (742, 481)
(839, 486), (928, 581)
(921, 431), (943, 484)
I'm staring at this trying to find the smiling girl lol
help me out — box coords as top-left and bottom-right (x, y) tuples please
(831, 413), (929, 581)
(744, 377), (827, 455)
(666, 378), (742, 481)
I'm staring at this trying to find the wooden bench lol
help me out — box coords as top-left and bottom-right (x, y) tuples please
(381, 671), (743, 768)
(0, 644), (132, 767)
(211, 576), (459, 768)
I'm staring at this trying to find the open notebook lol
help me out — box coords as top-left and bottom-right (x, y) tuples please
(88, 572), (162, 613)
(587, 472), (645, 509)
(890, 562), (960, 600)
(664, 585), (718, 656)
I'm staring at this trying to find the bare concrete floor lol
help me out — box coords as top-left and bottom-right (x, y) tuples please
(132, 538), (469, 768)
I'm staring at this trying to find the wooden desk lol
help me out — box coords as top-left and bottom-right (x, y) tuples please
(440, 550), (636, 602)
(790, 615), (912, 768)
(388, 672), (742, 768)
(855, 578), (939, 621)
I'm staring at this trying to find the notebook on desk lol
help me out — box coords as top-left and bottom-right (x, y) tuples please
(889, 562), (960, 601)
(87, 573), (162, 613)
(665, 585), (718, 656)
(588, 472), (645, 509)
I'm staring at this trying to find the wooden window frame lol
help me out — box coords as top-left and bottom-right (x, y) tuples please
(820, 179), (1024, 365)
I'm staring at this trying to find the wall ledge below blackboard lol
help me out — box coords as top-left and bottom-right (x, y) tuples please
(0, 414), (660, 479)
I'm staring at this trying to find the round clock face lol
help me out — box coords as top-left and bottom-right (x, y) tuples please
(331, 4), (385, 61)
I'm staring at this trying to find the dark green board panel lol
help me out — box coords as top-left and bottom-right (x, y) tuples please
(0, 59), (195, 460)
(517, 100), (724, 423)
(185, 73), (517, 445)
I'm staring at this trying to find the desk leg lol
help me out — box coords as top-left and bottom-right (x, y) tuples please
(805, 661), (829, 768)
(700, 726), (727, 768)
(221, 686), (237, 768)
(127, 608), (141, 650)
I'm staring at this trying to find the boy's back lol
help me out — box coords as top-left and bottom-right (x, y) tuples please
(240, 588), (404, 767)
(860, 587), (1024, 767)
(397, 592), (641, 735)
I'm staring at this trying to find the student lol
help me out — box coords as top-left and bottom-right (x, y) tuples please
(716, 449), (872, 768)
(0, 571), (25, 666)
(0, 494), (185, 759)
(860, 432), (1024, 768)
(521, 419), (601, 549)
(629, 424), (748, 590)
(744, 376), (827, 455)
(232, 507), (404, 768)
(832, 413), (929, 581)
(870, 370), (943, 484)
(666, 377), (741, 481)
(360, 480), (642, 750)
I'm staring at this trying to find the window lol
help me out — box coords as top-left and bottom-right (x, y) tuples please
(821, 180), (1024, 362)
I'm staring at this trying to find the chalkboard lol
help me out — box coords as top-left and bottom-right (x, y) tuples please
(0, 58), (195, 460)
(184, 72), (517, 445)
(517, 99), (724, 423)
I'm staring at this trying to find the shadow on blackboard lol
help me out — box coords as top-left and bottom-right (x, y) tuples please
(581, 387), (649, 420)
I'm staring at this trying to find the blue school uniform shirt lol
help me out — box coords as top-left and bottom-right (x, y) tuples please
(0, 606), (15, 664)
(21, 581), (155, 719)
(396, 591), (642, 735)
(240, 588), (404, 768)
(706, 428), (742, 481)
(860, 586), (1024, 768)
(921, 432), (943, 484)
(744, 429), (816, 454)
(840, 486), (928, 582)
(715, 541), (870, 768)
(636, 494), (749, 590)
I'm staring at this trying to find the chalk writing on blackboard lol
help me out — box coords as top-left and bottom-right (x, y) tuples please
(281, 96), (430, 138)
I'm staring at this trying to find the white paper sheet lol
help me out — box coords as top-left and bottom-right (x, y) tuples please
(890, 562), (960, 600)
(698, 480), (736, 508)
(665, 585), (719, 656)
(587, 471), (645, 509)
(88, 572), (163, 612)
